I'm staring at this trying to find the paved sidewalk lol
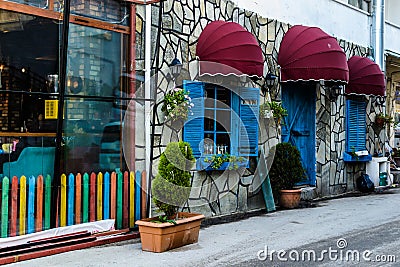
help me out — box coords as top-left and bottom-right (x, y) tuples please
(9, 188), (400, 267)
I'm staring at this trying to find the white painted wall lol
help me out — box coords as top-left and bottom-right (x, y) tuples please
(233, 0), (371, 48)
(385, 22), (400, 56)
(386, 0), (400, 26)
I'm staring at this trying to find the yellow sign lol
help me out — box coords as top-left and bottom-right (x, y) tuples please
(45, 100), (58, 119)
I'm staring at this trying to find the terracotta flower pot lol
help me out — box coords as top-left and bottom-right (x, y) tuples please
(375, 117), (385, 128)
(279, 189), (302, 208)
(135, 212), (205, 253)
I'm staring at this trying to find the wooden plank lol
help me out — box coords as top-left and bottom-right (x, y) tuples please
(122, 171), (129, 229)
(60, 174), (67, 227)
(36, 175), (43, 233)
(110, 172), (116, 220)
(116, 171), (123, 229)
(1, 176), (10, 237)
(27, 176), (36, 234)
(75, 173), (82, 225)
(129, 171), (135, 228)
(103, 172), (110, 220)
(44, 175), (51, 230)
(19, 176), (27, 235)
(10, 177), (18, 237)
(141, 170), (147, 219)
(67, 174), (75, 226)
(89, 173), (96, 222)
(96, 172), (103, 221)
(135, 171), (141, 222)
(82, 173), (89, 223)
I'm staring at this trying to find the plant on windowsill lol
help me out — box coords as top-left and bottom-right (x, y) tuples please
(162, 87), (194, 122)
(203, 153), (247, 171)
(268, 142), (306, 209)
(348, 146), (359, 161)
(135, 141), (204, 253)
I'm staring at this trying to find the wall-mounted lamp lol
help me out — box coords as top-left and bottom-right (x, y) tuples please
(328, 84), (342, 101)
(261, 73), (277, 96)
(167, 58), (183, 82)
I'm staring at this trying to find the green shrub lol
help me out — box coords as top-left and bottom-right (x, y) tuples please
(152, 141), (195, 218)
(268, 143), (306, 200)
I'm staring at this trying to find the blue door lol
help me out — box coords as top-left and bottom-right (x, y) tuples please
(281, 83), (316, 185)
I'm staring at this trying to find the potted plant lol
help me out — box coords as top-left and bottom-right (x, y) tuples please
(268, 142), (306, 208)
(135, 141), (204, 253)
(375, 113), (393, 128)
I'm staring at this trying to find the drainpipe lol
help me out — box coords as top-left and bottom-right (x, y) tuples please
(372, 0), (385, 71)
(144, 3), (152, 217)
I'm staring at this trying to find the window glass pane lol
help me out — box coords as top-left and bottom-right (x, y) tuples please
(66, 24), (128, 100)
(71, 0), (129, 25)
(0, 10), (59, 132)
(204, 133), (214, 154)
(216, 110), (231, 132)
(216, 133), (230, 154)
(5, 0), (48, 9)
(217, 88), (231, 108)
(204, 109), (214, 131)
(63, 99), (125, 173)
(205, 86), (215, 108)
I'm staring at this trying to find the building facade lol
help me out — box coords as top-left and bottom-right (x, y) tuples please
(0, 0), (400, 228)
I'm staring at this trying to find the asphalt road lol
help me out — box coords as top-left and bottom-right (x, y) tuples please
(242, 219), (400, 266)
(9, 188), (400, 267)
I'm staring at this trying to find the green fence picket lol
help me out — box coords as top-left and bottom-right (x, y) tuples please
(44, 175), (52, 230)
(116, 171), (123, 229)
(82, 173), (89, 223)
(1, 177), (10, 237)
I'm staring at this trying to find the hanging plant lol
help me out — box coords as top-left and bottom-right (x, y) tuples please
(161, 88), (194, 121)
(266, 101), (288, 124)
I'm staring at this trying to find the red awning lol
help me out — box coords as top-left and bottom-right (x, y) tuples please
(196, 21), (264, 77)
(278, 25), (349, 83)
(345, 56), (385, 96)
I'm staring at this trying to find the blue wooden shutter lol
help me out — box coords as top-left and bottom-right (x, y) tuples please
(238, 87), (259, 156)
(183, 80), (205, 158)
(346, 99), (366, 152)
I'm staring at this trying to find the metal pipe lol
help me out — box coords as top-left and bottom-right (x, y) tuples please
(372, 0), (385, 71)
(52, 0), (71, 228)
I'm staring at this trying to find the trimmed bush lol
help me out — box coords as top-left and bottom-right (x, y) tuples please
(152, 141), (195, 217)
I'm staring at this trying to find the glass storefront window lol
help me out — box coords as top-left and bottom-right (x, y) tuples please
(63, 24), (132, 173)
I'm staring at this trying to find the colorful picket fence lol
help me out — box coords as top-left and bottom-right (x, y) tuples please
(0, 170), (147, 238)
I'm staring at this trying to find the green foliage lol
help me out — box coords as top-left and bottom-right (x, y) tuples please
(152, 141), (195, 218)
(348, 146), (359, 161)
(376, 113), (394, 124)
(161, 88), (194, 121)
(151, 215), (177, 225)
(204, 154), (246, 170)
(269, 143), (306, 199)
(268, 101), (288, 122)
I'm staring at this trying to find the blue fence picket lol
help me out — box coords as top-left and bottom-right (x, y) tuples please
(68, 173), (75, 226)
(27, 176), (36, 234)
(135, 171), (141, 221)
(103, 172), (110, 220)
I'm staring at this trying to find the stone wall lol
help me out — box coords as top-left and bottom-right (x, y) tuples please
(145, 0), (386, 216)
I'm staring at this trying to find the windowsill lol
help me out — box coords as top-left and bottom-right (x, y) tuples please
(343, 152), (372, 162)
(196, 157), (249, 171)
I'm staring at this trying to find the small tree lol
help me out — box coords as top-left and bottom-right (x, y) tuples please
(152, 141), (195, 218)
(269, 142), (306, 200)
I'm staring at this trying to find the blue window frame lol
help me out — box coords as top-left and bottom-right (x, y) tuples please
(344, 99), (372, 162)
(182, 80), (259, 169)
